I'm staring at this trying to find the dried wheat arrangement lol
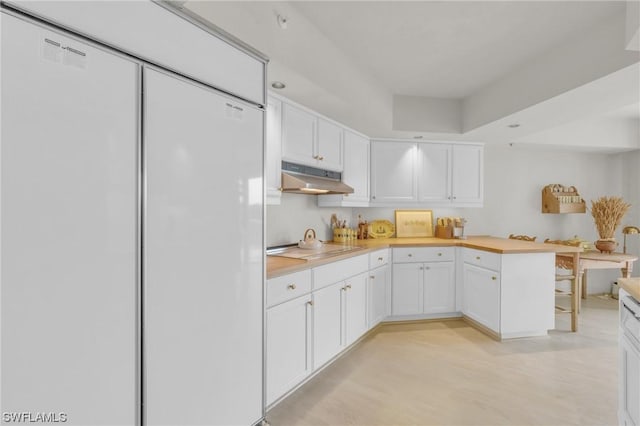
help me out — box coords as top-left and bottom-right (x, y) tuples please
(590, 196), (631, 240)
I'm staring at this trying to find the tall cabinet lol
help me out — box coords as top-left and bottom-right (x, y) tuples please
(1, 13), (139, 424)
(2, 3), (266, 425)
(144, 68), (263, 425)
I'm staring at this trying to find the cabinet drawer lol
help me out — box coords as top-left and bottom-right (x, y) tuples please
(369, 249), (390, 268)
(393, 247), (455, 263)
(463, 248), (501, 271)
(267, 270), (312, 307)
(313, 254), (369, 290)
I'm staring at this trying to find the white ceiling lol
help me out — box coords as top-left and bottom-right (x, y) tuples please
(185, 0), (640, 151)
(291, 1), (625, 98)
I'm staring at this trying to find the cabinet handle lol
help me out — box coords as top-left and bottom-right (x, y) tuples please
(476, 256), (481, 260)
(369, 276), (375, 279)
(448, 197), (451, 200)
(346, 284), (352, 289)
(408, 253), (413, 257)
(287, 284), (296, 290)
(425, 266), (430, 270)
(319, 156), (324, 161)
(453, 196), (457, 200)
(419, 266), (424, 270)
(492, 276), (497, 280)
(313, 155), (319, 160)
(307, 300), (314, 306)
(438, 253), (442, 256)
(378, 257), (383, 261)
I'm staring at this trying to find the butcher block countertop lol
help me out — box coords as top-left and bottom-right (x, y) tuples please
(619, 277), (640, 302)
(267, 235), (581, 279)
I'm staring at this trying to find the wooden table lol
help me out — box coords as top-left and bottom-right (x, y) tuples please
(578, 251), (638, 300)
(553, 248), (636, 331)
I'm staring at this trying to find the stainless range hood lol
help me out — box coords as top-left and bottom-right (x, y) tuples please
(280, 161), (354, 195)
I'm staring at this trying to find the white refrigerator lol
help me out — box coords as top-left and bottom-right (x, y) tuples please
(2, 8), (264, 426)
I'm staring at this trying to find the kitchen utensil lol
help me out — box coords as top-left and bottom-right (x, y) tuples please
(298, 228), (322, 249)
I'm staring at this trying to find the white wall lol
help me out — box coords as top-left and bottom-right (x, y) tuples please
(266, 193), (353, 247)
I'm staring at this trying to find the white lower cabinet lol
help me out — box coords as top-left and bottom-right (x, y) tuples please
(368, 265), (390, 328)
(266, 294), (313, 406)
(345, 272), (368, 346)
(424, 262), (456, 314)
(392, 263), (424, 315)
(313, 282), (344, 369)
(462, 263), (501, 332)
(392, 248), (456, 316)
(313, 272), (369, 368)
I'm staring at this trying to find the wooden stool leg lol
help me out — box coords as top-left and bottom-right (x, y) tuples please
(582, 271), (587, 299)
(570, 276), (578, 332)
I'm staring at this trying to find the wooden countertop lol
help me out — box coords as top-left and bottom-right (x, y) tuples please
(619, 277), (640, 301)
(267, 235), (581, 279)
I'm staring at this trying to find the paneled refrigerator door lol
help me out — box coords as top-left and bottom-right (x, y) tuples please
(1, 13), (139, 425)
(143, 68), (263, 426)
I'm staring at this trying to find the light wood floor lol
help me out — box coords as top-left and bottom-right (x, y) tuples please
(266, 296), (619, 426)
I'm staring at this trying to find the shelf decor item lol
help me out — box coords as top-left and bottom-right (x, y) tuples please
(367, 219), (395, 239)
(590, 196), (631, 253)
(541, 184), (586, 213)
(395, 209), (434, 238)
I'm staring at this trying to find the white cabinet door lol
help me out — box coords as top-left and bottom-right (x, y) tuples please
(368, 266), (389, 328)
(266, 295), (313, 406)
(282, 103), (316, 166)
(313, 282), (344, 368)
(345, 131), (370, 203)
(370, 141), (417, 203)
(266, 96), (282, 204)
(2, 15), (138, 424)
(423, 262), (456, 314)
(317, 118), (343, 171)
(463, 263), (500, 332)
(392, 263), (423, 315)
(144, 68), (263, 426)
(621, 333), (640, 426)
(452, 144), (483, 204)
(418, 143), (451, 202)
(345, 272), (368, 346)
(317, 130), (369, 207)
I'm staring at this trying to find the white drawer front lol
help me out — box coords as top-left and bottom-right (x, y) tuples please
(313, 254), (369, 290)
(267, 269), (312, 307)
(369, 249), (390, 269)
(463, 248), (501, 271)
(393, 247), (455, 263)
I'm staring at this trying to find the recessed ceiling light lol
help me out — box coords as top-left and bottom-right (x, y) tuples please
(507, 124), (521, 128)
(271, 81), (286, 90)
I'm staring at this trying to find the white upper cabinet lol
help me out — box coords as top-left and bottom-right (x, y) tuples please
(418, 143), (451, 202)
(316, 118), (343, 171)
(282, 103), (316, 165)
(370, 141), (418, 203)
(451, 144), (483, 204)
(372, 140), (483, 207)
(281, 102), (343, 172)
(266, 96), (282, 204)
(318, 130), (370, 207)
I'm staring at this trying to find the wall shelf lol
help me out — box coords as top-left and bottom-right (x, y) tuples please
(542, 184), (586, 214)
